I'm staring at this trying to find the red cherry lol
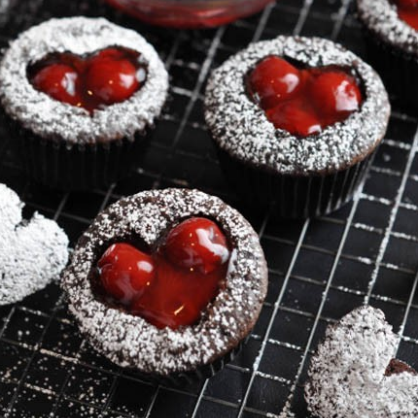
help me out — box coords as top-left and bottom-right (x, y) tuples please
(95, 47), (129, 61)
(98, 243), (155, 305)
(309, 71), (362, 118)
(267, 100), (322, 137)
(249, 56), (302, 108)
(164, 217), (230, 274)
(85, 58), (140, 105)
(397, 0), (418, 8)
(28, 47), (145, 112)
(132, 253), (224, 329)
(397, 1), (418, 30)
(32, 63), (82, 107)
(132, 295), (202, 330)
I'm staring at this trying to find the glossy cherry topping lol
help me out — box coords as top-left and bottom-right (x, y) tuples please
(164, 217), (230, 274)
(28, 47), (147, 113)
(98, 243), (155, 306)
(97, 217), (230, 330)
(247, 56), (363, 137)
(395, 0), (418, 30)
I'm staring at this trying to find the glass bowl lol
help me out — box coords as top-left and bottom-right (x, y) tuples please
(104, 0), (275, 28)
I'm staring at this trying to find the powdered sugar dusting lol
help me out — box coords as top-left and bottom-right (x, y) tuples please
(204, 36), (390, 175)
(0, 17), (169, 144)
(0, 183), (69, 305)
(357, 0), (418, 58)
(62, 189), (268, 375)
(305, 306), (418, 417)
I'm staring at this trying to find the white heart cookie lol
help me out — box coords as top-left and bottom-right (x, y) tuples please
(305, 306), (418, 418)
(0, 183), (69, 305)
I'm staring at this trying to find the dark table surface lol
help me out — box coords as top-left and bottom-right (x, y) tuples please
(0, 0), (417, 417)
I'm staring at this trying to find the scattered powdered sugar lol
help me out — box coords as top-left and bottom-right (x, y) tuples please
(278, 402), (296, 418)
(357, 0), (418, 58)
(0, 17), (169, 145)
(305, 306), (418, 418)
(0, 183), (69, 305)
(204, 36), (390, 175)
(62, 189), (268, 375)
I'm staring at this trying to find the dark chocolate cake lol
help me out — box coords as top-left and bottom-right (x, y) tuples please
(62, 189), (268, 382)
(205, 36), (390, 218)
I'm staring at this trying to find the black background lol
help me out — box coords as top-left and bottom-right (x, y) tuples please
(0, 0), (417, 417)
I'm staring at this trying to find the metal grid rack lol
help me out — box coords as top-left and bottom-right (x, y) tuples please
(0, 0), (418, 417)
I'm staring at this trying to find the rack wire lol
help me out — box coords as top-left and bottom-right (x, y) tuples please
(0, 0), (418, 417)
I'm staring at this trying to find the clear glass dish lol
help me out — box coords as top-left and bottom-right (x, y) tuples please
(104, 0), (275, 28)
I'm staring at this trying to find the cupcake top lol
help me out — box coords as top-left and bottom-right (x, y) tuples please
(0, 17), (169, 145)
(62, 188), (268, 375)
(0, 183), (69, 305)
(357, 0), (418, 59)
(305, 306), (418, 418)
(204, 36), (390, 175)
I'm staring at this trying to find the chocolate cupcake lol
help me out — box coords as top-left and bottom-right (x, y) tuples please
(357, 0), (418, 111)
(0, 17), (169, 190)
(305, 306), (418, 418)
(204, 36), (390, 219)
(0, 183), (69, 305)
(62, 189), (268, 384)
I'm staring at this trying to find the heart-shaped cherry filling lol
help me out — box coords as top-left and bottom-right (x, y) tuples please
(247, 56), (363, 137)
(27, 47), (147, 113)
(395, 0), (418, 30)
(96, 217), (230, 330)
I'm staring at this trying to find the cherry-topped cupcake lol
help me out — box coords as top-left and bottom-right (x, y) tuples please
(62, 189), (267, 383)
(28, 47), (148, 114)
(0, 17), (169, 190)
(357, 0), (418, 111)
(205, 36), (390, 218)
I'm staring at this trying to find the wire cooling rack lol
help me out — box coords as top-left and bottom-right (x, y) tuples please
(0, 0), (418, 417)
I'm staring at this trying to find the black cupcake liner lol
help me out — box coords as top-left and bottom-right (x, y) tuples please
(362, 27), (418, 112)
(3, 112), (152, 191)
(128, 335), (249, 387)
(217, 147), (374, 219)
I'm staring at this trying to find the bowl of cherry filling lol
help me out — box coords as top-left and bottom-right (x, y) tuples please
(62, 189), (268, 384)
(204, 36), (390, 219)
(0, 17), (168, 190)
(357, 0), (418, 110)
(104, 0), (274, 29)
